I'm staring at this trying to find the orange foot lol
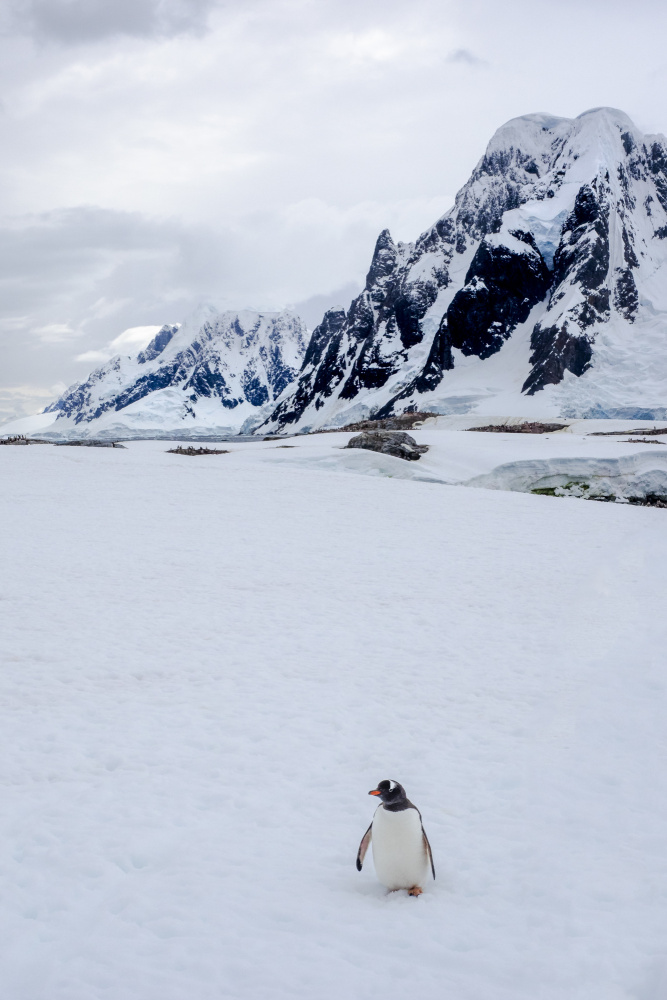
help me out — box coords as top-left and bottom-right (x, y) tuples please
(408, 886), (423, 896)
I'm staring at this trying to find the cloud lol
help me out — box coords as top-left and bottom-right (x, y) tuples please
(288, 284), (361, 332)
(9, 0), (219, 44)
(0, 206), (202, 416)
(75, 324), (163, 363)
(0, 381), (66, 422)
(328, 29), (414, 66)
(446, 48), (487, 66)
(32, 322), (80, 342)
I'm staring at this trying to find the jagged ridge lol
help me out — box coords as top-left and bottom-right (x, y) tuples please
(45, 309), (308, 438)
(262, 108), (667, 431)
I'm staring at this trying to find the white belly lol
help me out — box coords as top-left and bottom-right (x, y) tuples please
(371, 806), (429, 891)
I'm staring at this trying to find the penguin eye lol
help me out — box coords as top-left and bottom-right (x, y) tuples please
(377, 780), (390, 791)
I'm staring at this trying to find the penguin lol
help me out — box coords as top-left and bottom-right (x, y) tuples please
(356, 779), (435, 895)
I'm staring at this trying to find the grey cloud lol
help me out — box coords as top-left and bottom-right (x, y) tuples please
(446, 48), (486, 66)
(288, 283), (361, 332)
(0, 207), (188, 314)
(0, 207), (212, 414)
(0, 204), (376, 420)
(9, 0), (218, 43)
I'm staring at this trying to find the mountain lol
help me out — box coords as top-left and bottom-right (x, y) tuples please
(33, 107), (667, 440)
(43, 307), (308, 439)
(262, 108), (667, 432)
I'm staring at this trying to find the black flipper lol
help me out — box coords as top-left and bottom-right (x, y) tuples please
(422, 827), (435, 879)
(356, 823), (373, 871)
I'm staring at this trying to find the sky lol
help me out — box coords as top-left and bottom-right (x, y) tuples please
(2, 0), (667, 421)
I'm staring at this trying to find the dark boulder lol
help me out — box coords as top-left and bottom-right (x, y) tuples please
(345, 430), (429, 461)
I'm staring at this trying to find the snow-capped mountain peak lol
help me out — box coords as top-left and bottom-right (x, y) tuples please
(262, 107), (667, 431)
(35, 107), (667, 440)
(45, 308), (308, 439)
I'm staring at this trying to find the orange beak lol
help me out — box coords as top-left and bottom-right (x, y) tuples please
(369, 789), (381, 796)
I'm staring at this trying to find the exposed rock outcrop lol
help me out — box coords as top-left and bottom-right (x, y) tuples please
(345, 430), (429, 461)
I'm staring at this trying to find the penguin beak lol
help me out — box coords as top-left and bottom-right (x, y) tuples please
(369, 789), (381, 796)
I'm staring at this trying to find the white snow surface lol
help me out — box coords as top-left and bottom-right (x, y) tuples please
(2, 428), (667, 999)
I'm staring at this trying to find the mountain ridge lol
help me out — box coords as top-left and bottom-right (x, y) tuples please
(25, 107), (667, 439)
(42, 307), (308, 439)
(261, 107), (667, 431)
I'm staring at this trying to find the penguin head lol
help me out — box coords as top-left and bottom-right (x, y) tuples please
(369, 779), (407, 804)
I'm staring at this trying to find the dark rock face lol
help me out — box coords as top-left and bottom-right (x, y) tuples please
(613, 268), (639, 320)
(267, 226), (453, 428)
(413, 317), (455, 389)
(137, 325), (178, 364)
(345, 430), (429, 461)
(241, 371), (270, 407)
(337, 231), (445, 398)
(394, 281), (440, 349)
(552, 183), (610, 297)
(522, 180), (611, 394)
(387, 316), (454, 407)
(522, 323), (593, 394)
(648, 141), (667, 214)
(446, 232), (552, 359)
(365, 229), (398, 286)
(268, 307), (348, 426)
(454, 145), (556, 240)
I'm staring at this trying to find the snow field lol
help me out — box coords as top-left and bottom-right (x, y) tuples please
(1, 440), (667, 999)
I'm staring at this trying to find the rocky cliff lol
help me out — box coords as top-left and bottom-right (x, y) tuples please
(263, 108), (667, 431)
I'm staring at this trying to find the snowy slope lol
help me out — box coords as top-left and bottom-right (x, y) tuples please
(1, 439), (667, 1000)
(41, 307), (308, 439)
(240, 419), (667, 500)
(263, 108), (667, 432)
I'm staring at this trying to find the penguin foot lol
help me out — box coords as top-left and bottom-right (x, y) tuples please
(407, 886), (423, 896)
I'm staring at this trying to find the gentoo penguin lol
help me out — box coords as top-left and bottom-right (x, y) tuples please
(356, 779), (435, 895)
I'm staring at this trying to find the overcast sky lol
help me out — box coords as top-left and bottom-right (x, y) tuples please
(2, 0), (667, 420)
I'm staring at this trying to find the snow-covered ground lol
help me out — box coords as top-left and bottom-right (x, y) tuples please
(244, 420), (667, 499)
(2, 433), (667, 1000)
